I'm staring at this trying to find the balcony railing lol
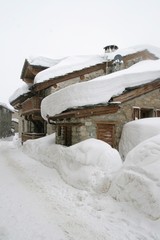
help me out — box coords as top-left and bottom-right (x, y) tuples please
(21, 96), (43, 115)
(21, 132), (46, 142)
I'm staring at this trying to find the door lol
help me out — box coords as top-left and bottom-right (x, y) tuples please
(97, 122), (115, 147)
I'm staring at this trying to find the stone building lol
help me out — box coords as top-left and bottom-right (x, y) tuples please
(46, 78), (160, 149)
(9, 45), (160, 143)
(42, 60), (160, 149)
(0, 103), (13, 138)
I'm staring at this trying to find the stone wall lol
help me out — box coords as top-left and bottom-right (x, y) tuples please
(55, 88), (160, 149)
(0, 107), (12, 138)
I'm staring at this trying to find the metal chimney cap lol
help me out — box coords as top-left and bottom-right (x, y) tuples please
(104, 45), (118, 52)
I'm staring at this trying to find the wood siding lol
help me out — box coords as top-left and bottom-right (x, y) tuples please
(21, 96), (42, 116)
(97, 122), (115, 147)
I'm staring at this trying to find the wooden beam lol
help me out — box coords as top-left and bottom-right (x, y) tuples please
(48, 104), (120, 121)
(112, 78), (160, 103)
(32, 63), (106, 92)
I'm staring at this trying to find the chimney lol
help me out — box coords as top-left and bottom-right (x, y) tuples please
(104, 45), (118, 53)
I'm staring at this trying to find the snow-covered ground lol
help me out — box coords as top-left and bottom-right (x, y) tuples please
(0, 125), (160, 240)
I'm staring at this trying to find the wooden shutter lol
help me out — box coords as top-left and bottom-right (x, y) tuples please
(61, 126), (72, 146)
(155, 109), (160, 117)
(97, 122), (115, 147)
(133, 107), (140, 120)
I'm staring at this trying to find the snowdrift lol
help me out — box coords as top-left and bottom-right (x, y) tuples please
(109, 134), (160, 220)
(119, 118), (160, 159)
(22, 137), (122, 192)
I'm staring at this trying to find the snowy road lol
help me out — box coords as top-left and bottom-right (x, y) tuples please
(0, 141), (67, 240)
(0, 140), (110, 240)
(0, 138), (159, 240)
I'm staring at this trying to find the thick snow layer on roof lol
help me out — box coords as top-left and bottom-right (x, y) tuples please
(41, 59), (160, 120)
(34, 55), (104, 83)
(0, 102), (14, 112)
(119, 118), (160, 160)
(27, 56), (62, 67)
(9, 83), (31, 103)
(34, 44), (160, 84)
(107, 44), (160, 60)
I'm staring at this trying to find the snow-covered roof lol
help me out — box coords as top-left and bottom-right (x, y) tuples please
(9, 44), (160, 106)
(0, 102), (14, 112)
(41, 59), (160, 120)
(34, 55), (105, 84)
(107, 44), (160, 60)
(9, 83), (31, 103)
(34, 44), (160, 84)
(27, 56), (62, 68)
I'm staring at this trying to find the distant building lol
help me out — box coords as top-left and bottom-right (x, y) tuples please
(0, 103), (14, 138)
(11, 110), (19, 133)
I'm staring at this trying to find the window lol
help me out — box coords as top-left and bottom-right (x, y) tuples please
(133, 107), (154, 120)
(141, 108), (154, 118)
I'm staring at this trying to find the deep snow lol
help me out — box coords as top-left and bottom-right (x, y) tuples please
(0, 127), (160, 240)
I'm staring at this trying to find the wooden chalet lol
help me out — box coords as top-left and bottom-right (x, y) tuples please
(9, 46), (159, 143)
(10, 59), (49, 142)
(47, 78), (160, 149)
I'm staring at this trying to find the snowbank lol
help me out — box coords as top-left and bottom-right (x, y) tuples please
(119, 118), (160, 159)
(41, 59), (160, 120)
(22, 137), (122, 193)
(109, 134), (160, 220)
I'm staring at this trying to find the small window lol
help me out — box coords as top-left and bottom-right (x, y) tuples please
(133, 107), (154, 120)
(141, 108), (154, 118)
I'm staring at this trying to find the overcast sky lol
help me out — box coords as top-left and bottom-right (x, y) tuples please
(1, 0), (160, 105)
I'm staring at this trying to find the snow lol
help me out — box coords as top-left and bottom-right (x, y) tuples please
(0, 102), (14, 112)
(0, 128), (160, 239)
(9, 82), (31, 103)
(22, 137), (122, 192)
(4, 44), (160, 239)
(27, 56), (63, 68)
(12, 117), (19, 123)
(9, 44), (160, 104)
(109, 133), (160, 220)
(34, 44), (160, 84)
(119, 117), (160, 159)
(107, 44), (160, 60)
(41, 59), (160, 120)
(34, 55), (104, 83)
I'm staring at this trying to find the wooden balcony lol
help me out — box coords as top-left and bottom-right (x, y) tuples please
(21, 96), (43, 116)
(21, 132), (46, 142)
